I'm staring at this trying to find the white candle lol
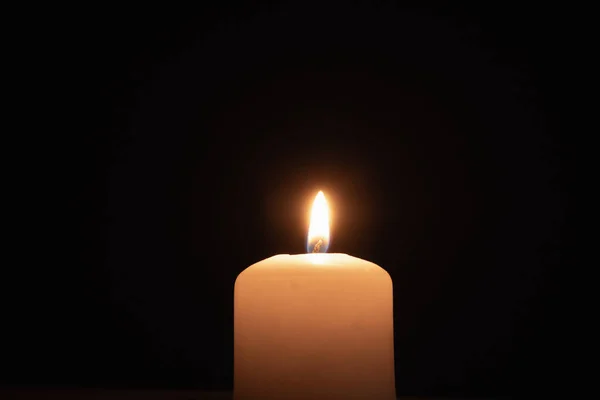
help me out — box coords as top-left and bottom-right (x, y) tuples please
(234, 192), (395, 400)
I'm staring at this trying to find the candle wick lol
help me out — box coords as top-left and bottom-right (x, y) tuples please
(313, 239), (323, 253)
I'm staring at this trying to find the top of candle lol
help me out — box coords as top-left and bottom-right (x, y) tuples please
(307, 191), (330, 253)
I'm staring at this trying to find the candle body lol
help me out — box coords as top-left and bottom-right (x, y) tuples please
(234, 254), (395, 400)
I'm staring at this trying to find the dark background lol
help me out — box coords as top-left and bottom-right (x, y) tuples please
(4, 3), (569, 398)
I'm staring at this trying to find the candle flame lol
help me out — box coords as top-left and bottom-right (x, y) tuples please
(307, 191), (330, 253)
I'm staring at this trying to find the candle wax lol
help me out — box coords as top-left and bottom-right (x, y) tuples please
(234, 253), (395, 400)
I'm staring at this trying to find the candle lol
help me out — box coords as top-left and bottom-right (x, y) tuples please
(234, 191), (395, 400)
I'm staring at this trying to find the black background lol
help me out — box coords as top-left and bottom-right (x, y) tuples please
(3, 3), (569, 397)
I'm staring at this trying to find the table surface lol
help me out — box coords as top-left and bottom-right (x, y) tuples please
(0, 390), (492, 400)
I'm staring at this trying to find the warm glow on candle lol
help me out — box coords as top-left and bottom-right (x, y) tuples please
(307, 191), (330, 253)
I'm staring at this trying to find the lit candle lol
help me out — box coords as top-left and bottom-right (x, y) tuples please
(234, 191), (395, 400)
